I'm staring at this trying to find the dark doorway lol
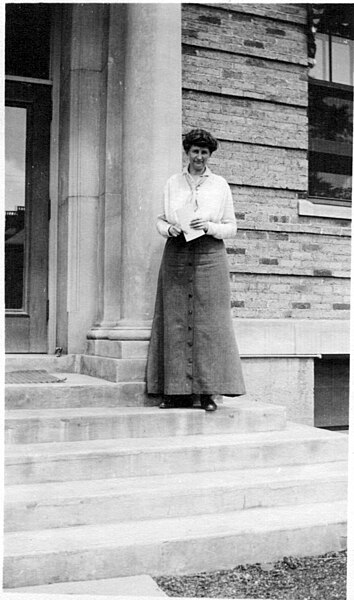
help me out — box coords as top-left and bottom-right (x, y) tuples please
(314, 355), (350, 430)
(5, 4), (52, 352)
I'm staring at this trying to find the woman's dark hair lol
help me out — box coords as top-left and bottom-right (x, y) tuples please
(182, 129), (218, 154)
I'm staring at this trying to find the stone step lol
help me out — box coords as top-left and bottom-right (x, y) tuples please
(5, 400), (286, 444)
(5, 424), (348, 485)
(3, 500), (347, 587)
(5, 461), (347, 532)
(5, 373), (149, 409)
(80, 355), (146, 382)
(5, 354), (80, 373)
(5, 353), (148, 385)
(5, 574), (167, 596)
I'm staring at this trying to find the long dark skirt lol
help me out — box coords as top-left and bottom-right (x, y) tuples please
(147, 235), (246, 396)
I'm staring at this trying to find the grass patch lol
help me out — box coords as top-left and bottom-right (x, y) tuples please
(155, 550), (347, 599)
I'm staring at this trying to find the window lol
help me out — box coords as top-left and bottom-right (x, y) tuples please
(5, 106), (27, 309)
(308, 5), (353, 206)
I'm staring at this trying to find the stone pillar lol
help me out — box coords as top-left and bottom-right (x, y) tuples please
(57, 4), (109, 353)
(94, 4), (126, 330)
(89, 3), (182, 343)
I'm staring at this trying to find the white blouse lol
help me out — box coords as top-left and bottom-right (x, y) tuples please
(157, 166), (237, 239)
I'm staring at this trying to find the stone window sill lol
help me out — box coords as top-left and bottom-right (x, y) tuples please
(298, 199), (352, 220)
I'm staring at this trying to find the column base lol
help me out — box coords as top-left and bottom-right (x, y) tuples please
(86, 321), (152, 358)
(88, 320), (152, 340)
(86, 339), (149, 359)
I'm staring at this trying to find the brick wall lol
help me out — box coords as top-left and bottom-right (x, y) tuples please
(182, 3), (351, 320)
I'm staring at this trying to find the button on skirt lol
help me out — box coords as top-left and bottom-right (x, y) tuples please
(147, 235), (246, 396)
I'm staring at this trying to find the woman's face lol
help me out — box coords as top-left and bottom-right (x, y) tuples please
(187, 145), (211, 175)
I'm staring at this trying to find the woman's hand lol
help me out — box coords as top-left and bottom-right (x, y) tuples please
(168, 225), (182, 237)
(190, 217), (209, 233)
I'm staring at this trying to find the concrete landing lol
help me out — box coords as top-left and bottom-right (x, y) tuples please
(5, 373), (148, 409)
(5, 355), (80, 373)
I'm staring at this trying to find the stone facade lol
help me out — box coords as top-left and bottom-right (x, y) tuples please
(181, 3), (351, 325)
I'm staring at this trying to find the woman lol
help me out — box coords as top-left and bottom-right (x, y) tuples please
(147, 129), (246, 411)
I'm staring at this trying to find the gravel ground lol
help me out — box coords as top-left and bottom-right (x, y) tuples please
(155, 550), (347, 599)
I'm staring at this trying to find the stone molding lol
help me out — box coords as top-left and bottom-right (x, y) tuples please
(235, 318), (350, 356)
(88, 326), (151, 341)
(298, 199), (352, 220)
(88, 318), (350, 356)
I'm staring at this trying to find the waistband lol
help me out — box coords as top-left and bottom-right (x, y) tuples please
(166, 235), (224, 254)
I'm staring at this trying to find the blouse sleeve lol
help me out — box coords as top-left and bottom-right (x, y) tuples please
(206, 180), (237, 239)
(156, 181), (172, 238)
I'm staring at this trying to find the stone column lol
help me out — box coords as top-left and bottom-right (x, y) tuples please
(90, 3), (182, 343)
(94, 4), (126, 330)
(57, 4), (109, 353)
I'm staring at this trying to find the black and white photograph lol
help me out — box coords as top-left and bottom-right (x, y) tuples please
(3, 2), (353, 599)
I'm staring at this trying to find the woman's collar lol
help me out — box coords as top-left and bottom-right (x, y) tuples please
(183, 165), (212, 177)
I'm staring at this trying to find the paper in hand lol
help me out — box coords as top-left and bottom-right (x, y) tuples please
(176, 205), (205, 242)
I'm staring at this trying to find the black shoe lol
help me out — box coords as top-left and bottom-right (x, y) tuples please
(200, 395), (217, 412)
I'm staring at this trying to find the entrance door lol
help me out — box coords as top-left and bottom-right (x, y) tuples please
(5, 81), (52, 352)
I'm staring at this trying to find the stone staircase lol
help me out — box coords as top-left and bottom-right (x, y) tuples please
(4, 354), (348, 591)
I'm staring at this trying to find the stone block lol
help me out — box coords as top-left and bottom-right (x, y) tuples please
(238, 356), (314, 425)
(85, 340), (149, 359)
(80, 355), (146, 382)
